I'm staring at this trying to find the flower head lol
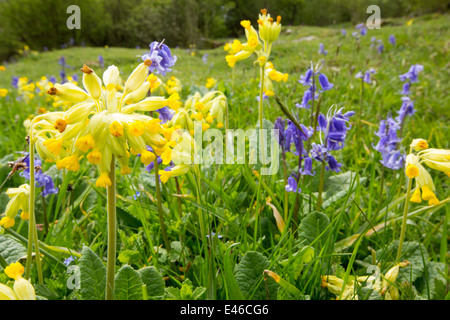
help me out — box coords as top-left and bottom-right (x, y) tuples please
(141, 41), (177, 76)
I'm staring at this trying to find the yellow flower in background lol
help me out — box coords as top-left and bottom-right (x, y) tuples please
(0, 184), (30, 228)
(0, 89), (8, 97)
(205, 77), (217, 89)
(0, 66), (5, 71)
(30, 62), (180, 188)
(406, 19), (413, 26)
(405, 139), (448, 206)
(0, 262), (36, 300)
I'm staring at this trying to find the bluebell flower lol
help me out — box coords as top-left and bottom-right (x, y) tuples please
(318, 73), (334, 91)
(274, 117), (287, 149)
(341, 29), (347, 36)
(11, 76), (19, 89)
(318, 43), (328, 56)
(145, 156), (163, 173)
(60, 68), (66, 83)
(71, 74), (79, 83)
(355, 68), (376, 84)
(373, 117), (404, 170)
(98, 55), (104, 68)
(377, 41), (384, 54)
(49, 75), (57, 84)
(296, 86), (316, 109)
(401, 82), (411, 95)
(310, 143), (342, 173)
(155, 106), (173, 123)
(64, 256), (75, 266)
(141, 41), (177, 76)
(298, 69), (313, 86)
(20, 154), (59, 197)
(399, 64), (423, 83)
(58, 56), (66, 67)
(299, 156), (315, 176)
(396, 96), (415, 124)
(285, 175), (301, 193)
(202, 54), (208, 64)
(284, 120), (313, 156)
(388, 34), (396, 46)
(318, 108), (355, 151)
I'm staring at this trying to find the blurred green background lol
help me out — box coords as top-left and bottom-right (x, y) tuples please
(0, 0), (447, 62)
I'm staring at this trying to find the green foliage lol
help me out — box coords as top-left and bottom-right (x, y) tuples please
(79, 246), (106, 300)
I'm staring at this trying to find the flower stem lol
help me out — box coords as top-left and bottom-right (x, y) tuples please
(259, 65), (266, 165)
(105, 156), (116, 300)
(154, 158), (171, 254)
(316, 162), (326, 211)
(25, 139), (43, 283)
(396, 176), (412, 261)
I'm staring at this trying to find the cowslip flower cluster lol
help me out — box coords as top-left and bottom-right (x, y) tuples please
(263, 61), (289, 97)
(405, 139), (449, 206)
(31, 62), (181, 188)
(0, 184), (30, 228)
(175, 90), (228, 132)
(0, 262), (36, 300)
(321, 260), (410, 300)
(226, 9), (282, 73)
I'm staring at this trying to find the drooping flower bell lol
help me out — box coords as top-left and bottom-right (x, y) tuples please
(141, 40), (177, 76)
(0, 184), (30, 228)
(32, 62), (180, 188)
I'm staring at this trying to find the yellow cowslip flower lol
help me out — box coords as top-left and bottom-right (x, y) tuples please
(0, 88), (8, 97)
(417, 148), (450, 174)
(1, 262), (36, 300)
(410, 138), (428, 151)
(205, 77), (217, 89)
(263, 62), (288, 97)
(0, 65), (5, 71)
(381, 260), (410, 300)
(257, 9), (282, 44)
(405, 152), (440, 206)
(164, 76), (182, 95)
(31, 63), (177, 188)
(320, 275), (358, 300)
(158, 129), (199, 183)
(229, 9), (281, 69)
(0, 184), (30, 228)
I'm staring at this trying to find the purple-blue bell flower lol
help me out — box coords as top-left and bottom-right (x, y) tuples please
(296, 86), (318, 109)
(299, 156), (315, 176)
(20, 154), (58, 197)
(274, 117), (286, 149)
(396, 96), (415, 124)
(98, 55), (104, 68)
(356, 68), (376, 84)
(377, 42), (384, 54)
(285, 175), (301, 193)
(399, 64), (423, 83)
(380, 150), (404, 170)
(11, 76), (19, 89)
(58, 56), (66, 67)
(145, 156), (163, 173)
(319, 108), (355, 151)
(155, 106), (173, 123)
(64, 256), (75, 266)
(318, 43), (328, 56)
(310, 143), (342, 173)
(388, 34), (396, 46)
(318, 73), (334, 91)
(141, 41), (177, 76)
(341, 29), (347, 36)
(133, 191), (141, 200)
(298, 69), (313, 86)
(401, 82), (411, 95)
(49, 75), (57, 84)
(202, 54), (208, 64)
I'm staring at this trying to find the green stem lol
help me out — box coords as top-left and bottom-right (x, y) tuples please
(154, 158), (171, 253)
(106, 156), (116, 300)
(396, 176), (412, 261)
(316, 162), (326, 211)
(25, 139), (43, 283)
(259, 65), (266, 165)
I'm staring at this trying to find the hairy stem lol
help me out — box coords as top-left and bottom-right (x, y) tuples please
(106, 156), (116, 300)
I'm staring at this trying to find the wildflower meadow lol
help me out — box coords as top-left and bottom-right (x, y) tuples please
(0, 1), (448, 308)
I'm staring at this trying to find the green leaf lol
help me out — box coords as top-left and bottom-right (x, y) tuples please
(223, 244), (245, 300)
(297, 212), (330, 247)
(234, 251), (277, 300)
(114, 265), (144, 300)
(79, 246), (106, 300)
(138, 266), (165, 299)
(0, 234), (27, 271)
(417, 261), (447, 300)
